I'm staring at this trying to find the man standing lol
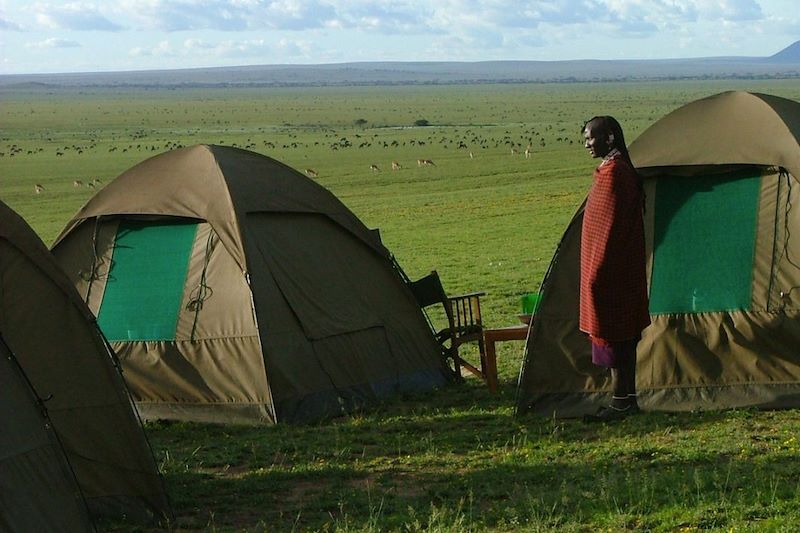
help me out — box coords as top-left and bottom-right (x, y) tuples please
(580, 116), (650, 422)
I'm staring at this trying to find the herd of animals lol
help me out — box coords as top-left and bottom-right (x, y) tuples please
(5, 124), (576, 193)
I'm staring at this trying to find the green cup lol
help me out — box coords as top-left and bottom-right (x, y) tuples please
(520, 292), (541, 315)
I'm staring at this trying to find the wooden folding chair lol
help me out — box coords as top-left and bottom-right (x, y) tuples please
(408, 270), (487, 383)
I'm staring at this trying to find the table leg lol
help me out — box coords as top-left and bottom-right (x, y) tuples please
(484, 336), (498, 393)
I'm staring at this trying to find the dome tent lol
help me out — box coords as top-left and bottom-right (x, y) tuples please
(1, 335), (93, 532)
(52, 144), (448, 424)
(517, 91), (800, 417)
(0, 199), (170, 524)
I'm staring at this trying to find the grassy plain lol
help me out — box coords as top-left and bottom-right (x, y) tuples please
(2, 79), (800, 531)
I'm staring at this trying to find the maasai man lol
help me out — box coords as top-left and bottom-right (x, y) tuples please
(580, 116), (650, 422)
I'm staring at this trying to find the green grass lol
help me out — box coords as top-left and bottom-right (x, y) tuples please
(146, 391), (800, 531)
(2, 79), (800, 531)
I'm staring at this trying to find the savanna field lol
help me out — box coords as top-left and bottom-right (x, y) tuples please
(2, 79), (800, 531)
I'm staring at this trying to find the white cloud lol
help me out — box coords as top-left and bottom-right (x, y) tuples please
(694, 0), (763, 20)
(3, 0), (793, 74)
(601, 0), (763, 35)
(244, 1), (783, 61)
(276, 37), (313, 57)
(183, 37), (214, 49)
(34, 2), (124, 31)
(0, 15), (22, 30)
(262, 0), (337, 30)
(15, 1), (775, 41)
(129, 40), (176, 57)
(123, 0), (249, 31)
(210, 38), (271, 57)
(325, 1), (436, 34)
(121, 0), (337, 31)
(10, 0), (778, 36)
(515, 32), (547, 49)
(130, 37), (275, 59)
(26, 36), (81, 48)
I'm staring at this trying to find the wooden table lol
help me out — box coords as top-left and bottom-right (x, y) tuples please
(482, 323), (529, 392)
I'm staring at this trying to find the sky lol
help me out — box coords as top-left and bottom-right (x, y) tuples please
(0, 0), (798, 75)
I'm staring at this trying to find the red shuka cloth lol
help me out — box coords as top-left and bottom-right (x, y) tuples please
(580, 153), (650, 343)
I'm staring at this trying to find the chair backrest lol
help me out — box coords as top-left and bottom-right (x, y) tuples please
(408, 271), (484, 333)
(448, 291), (484, 333)
(408, 270), (450, 311)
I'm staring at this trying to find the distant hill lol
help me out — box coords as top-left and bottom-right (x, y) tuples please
(2, 43), (799, 89)
(770, 40), (800, 63)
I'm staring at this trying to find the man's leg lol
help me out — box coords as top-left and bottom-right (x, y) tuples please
(609, 367), (629, 410)
(584, 340), (639, 422)
(625, 349), (639, 410)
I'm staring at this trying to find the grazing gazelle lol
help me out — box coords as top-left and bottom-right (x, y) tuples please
(417, 159), (435, 167)
(369, 164), (380, 172)
(304, 168), (318, 178)
(391, 160), (402, 170)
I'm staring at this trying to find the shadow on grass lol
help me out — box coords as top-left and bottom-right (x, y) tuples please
(136, 446), (800, 531)
(133, 385), (800, 531)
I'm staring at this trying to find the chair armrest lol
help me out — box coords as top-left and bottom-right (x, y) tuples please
(448, 291), (485, 300)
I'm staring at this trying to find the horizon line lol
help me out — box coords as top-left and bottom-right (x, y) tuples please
(3, 43), (797, 78)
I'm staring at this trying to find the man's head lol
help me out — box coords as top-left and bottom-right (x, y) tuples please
(583, 116), (627, 160)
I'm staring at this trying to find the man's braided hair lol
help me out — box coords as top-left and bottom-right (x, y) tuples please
(583, 115), (632, 166)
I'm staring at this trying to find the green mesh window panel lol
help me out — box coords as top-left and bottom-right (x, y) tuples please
(649, 172), (761, 314)
(98, 219), (197, 341)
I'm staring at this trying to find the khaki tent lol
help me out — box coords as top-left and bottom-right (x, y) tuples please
(1, 336), (93, 532)
(52, 144), (448, 424)
(517, 91), (800, 417)
(0, 200), (170, 523)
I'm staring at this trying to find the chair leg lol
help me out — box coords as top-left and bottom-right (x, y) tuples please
(446, 346), (464, 382)
(451, 342), (484, 381)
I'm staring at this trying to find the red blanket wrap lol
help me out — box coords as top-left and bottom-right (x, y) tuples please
(579, 154), (650, 342)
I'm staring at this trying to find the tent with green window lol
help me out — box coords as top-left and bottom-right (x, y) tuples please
(52, 144), (448, 425)
(517, 91), (800, 417)
(0, 199), (170, 526)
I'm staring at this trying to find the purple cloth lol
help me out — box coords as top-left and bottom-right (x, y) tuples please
(591, 337), (639, 368)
